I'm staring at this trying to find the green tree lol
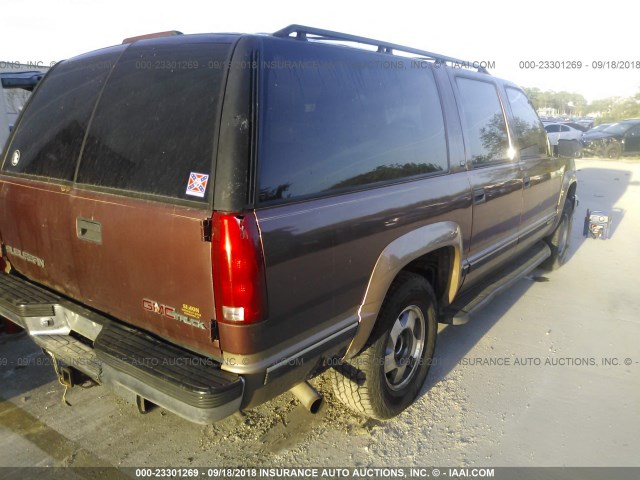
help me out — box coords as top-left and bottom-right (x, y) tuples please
(522, 86), (639, 121)
(586, 90), (640, 123)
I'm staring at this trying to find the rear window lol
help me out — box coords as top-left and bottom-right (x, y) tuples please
(2, 47), (124, 180)
(76, 39), (232, 201)
(257, 41), (448, 204)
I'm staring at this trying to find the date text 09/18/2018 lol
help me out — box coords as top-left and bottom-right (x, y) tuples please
(519, 60), (640, 69)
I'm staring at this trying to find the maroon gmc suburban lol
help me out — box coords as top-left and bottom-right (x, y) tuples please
(0, 26), (576, 423)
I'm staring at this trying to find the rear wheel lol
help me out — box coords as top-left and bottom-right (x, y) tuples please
(542, 198), (574, 270)
(330, 272), (437, 419)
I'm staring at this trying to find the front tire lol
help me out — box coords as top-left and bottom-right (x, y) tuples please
(330, 272), (437, 419)
(605, 144), (622, 159)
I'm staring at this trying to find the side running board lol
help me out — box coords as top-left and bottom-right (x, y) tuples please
(443, 241), (551, 325)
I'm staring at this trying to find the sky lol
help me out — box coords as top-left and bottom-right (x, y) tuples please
(1, 0), (638, 103)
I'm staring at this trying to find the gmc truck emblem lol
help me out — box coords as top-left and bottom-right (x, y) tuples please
(142, 298), (206, 330)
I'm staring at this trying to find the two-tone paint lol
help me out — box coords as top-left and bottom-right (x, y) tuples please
(0, 31), (577, 415)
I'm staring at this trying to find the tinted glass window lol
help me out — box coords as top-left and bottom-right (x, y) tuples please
(545, 124), (560, 133)
(76, 39), (232, 201)
(2, 48), (124, 179)
(602, 123), (628, 135)
(456, 77), (509, 166)
(627, 124), (640, 136)
(506, 88), (548, 159)
(258, 42), (448, 203)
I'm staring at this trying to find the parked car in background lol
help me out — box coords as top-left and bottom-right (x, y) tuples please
(582, 119), (640, 158)
(545, 122), (584, 145)
(561, 121), (589, 132)
(587, 123), (611, 133)
(575, 117), (594, 130)
(0, 25), (577, 423)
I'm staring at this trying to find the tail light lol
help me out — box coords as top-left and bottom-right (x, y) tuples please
(211, 212), (267, 324)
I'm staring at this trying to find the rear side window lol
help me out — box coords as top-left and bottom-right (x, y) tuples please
(506, 88), (548, 159)
(258, 42), (448, 203)
(455, 77), (510, 166)
(2, 48), (124, 180)
(76, 39), (232, 201)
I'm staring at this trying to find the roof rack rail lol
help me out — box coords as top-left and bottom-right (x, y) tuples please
(272, 24), (489, 74)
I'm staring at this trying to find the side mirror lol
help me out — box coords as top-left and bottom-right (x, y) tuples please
(556, 139), (582, 158)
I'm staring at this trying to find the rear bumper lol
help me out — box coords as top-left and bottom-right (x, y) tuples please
(0, 272), (243, 424)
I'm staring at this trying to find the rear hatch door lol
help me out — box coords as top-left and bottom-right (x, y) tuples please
(1, 37), (235, 357)
(1, 46), (126, 299)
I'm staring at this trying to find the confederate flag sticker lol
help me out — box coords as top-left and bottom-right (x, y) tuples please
(186, 172), (209, 198)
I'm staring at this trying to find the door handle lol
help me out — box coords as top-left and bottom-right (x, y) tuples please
(76, 218), (102, 244)
(473, 188), (486, 204)
(523, 176), (531, 189)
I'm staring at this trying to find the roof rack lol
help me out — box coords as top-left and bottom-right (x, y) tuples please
(273, 24), (489, 74)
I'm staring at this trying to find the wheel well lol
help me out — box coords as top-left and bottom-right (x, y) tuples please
(567, 182), (577, 209)
(400, 247), (453, 306)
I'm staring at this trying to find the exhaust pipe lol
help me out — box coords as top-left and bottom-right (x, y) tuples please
(290, 381), (322, 414)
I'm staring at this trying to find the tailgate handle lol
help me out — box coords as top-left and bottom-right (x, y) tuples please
(76, 218), (102, 244)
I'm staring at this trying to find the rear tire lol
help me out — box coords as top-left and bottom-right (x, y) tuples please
(542, 198), (574, 270)
(330, 272), (437, 419)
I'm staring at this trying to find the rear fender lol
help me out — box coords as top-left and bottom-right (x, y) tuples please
(556, 158), (577, 222)
(344, 221), (464, 359)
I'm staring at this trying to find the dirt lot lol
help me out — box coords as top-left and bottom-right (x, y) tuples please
(1, 158), (639, 470)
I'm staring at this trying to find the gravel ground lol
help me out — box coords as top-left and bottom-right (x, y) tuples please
(1, 158), (639, 470)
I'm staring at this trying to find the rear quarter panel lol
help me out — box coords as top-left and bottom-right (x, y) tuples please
(219, 174), (472, 361)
